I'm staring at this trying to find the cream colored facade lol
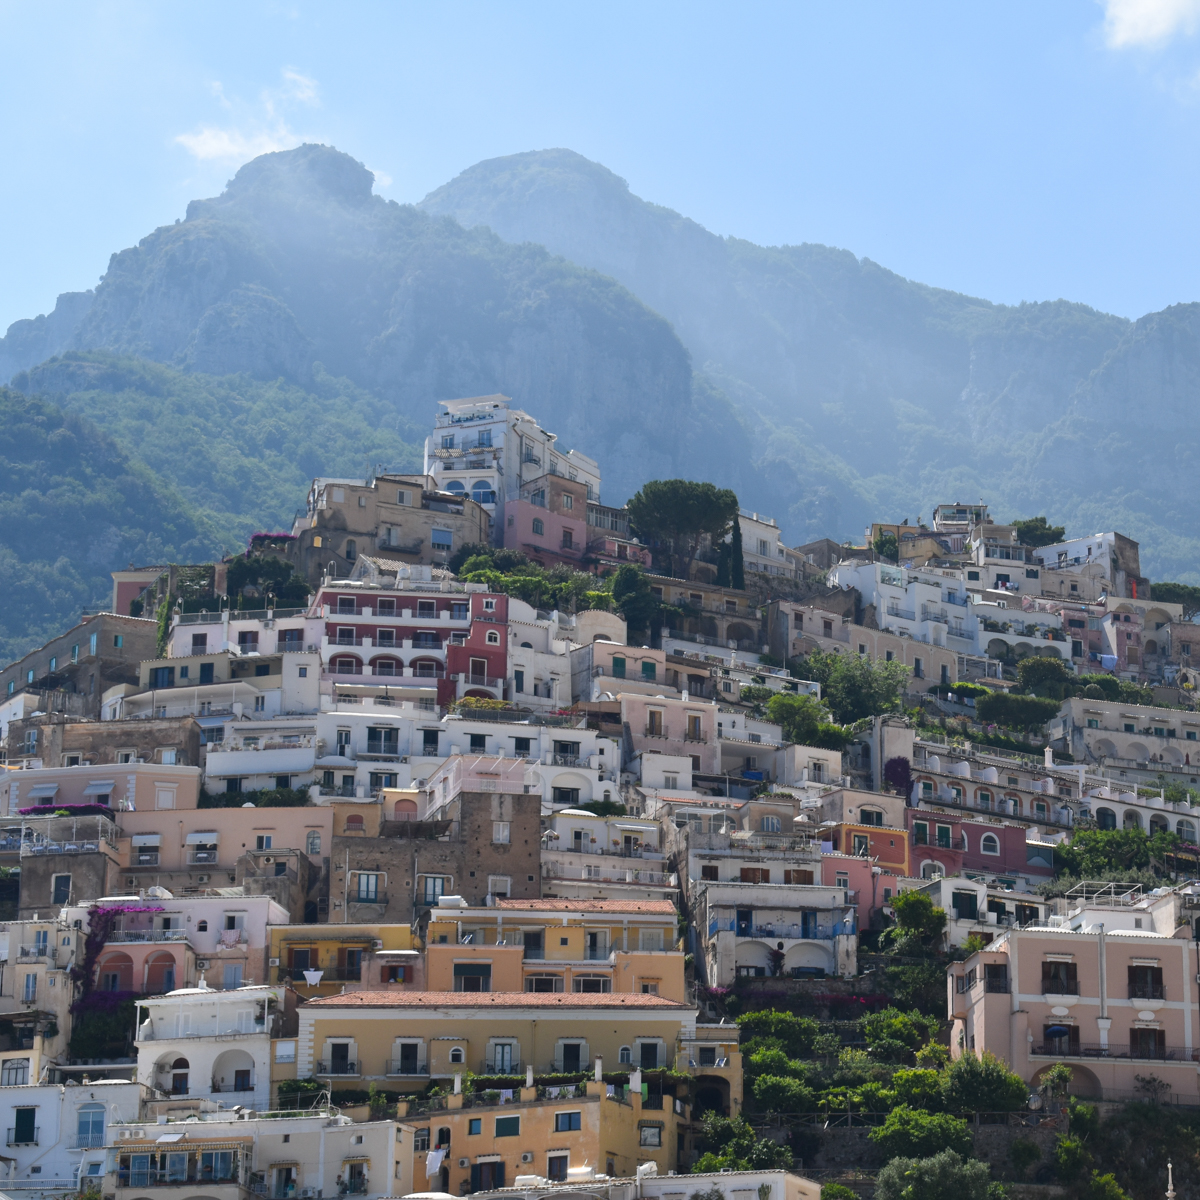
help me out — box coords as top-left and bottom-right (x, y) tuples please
(425, 898), (685, 1001)
(297, 990), (696, 1089)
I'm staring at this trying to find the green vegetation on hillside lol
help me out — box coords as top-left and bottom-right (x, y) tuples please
(0, 387), (214, 660)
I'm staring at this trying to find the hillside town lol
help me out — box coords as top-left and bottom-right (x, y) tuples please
(0, 392), (1198, 1200)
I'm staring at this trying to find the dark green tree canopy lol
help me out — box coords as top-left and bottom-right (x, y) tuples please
(1011, 516), (1066, 547)
(627, 479), (739, 580)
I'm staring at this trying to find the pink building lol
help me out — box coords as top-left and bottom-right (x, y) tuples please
(66, 892), (289, 996)
(819, 852), (900, 931)
(905, 808), (1054, 883)
(505, 472), (590, 570)
(619, 693), (721, 775)
(951, 886), (1200, 1101)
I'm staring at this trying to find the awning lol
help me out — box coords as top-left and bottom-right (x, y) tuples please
(185, 831), (219, 844)
(612, 822), (655, 831)
(375, 950), (420, 958)
(156, 1134), (185, 1144)
(24, 784), (59, 799)
(196, 716), (228, 728)
(83, 781), (116, 795)
(132, 834), (162, 847)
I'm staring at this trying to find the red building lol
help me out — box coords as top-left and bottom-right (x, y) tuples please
(904, 808), (1054, 883)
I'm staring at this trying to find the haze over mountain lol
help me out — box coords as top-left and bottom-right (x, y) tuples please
(2, 141), (1200, 660)
(420, 149), (1200, 577)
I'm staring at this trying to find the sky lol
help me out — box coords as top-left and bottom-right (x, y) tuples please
(4, 0), (1200, 330)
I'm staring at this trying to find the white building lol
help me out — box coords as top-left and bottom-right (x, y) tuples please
(540, 809), (676, 903)
(134, 982), (293, 1112)
(0, 1078), (141, 1197)
(424, 395), (601, 542)
(105, 1107), (408, 1200)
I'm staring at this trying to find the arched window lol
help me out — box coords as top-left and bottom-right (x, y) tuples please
(306, 831), (322, 855)
(521, 641), (533, 648)
(977, 790), (992, 810)
(437, 1127), (451, 1148)
(1179, 819), (1197, 842)
(444, 480), (466, 495)
(980, 833), (1000, 855)
(345, 539), (357, 562)
(1096, 807), (1117, 830)
(170, 1058), (189, 1095)
(486, 630), (500, 645)
(470, 480), (495, 505)
(532, 518), (545, 536)
(759, 816), (781, 833)
(619, 1046), (632, 1064)
(345, 815), (365, 833)
(449, 1047), (464, 1064)
(197, 920), (208, 932)
(77, 1103), (104, 1146)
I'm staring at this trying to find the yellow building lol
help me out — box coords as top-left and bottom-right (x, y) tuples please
(425, 897), (685, 1001)
(296, 989), (698, 1187)
(267, 923), (421, 1000)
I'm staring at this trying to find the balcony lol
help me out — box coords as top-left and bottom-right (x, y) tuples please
(552, 754), (586, 767)
(275, 639), (320, 653)
(70, 1133), (106, 1149)
(187, 850), (219, 865)
(6, 1128), (38, 1146)
(116, 1169), (242, 1189)
(315, 1060), (359, 1076)
(16, 945), (54, 961)
(210, 1082), (257, 1093)
(1031, 1042), (1198, 1063)
(278, 966), (362, 983)
(1130, 984), (1166, 1000)
(1041, 981), (1080, 995)
(107, 929), (188, 943)
(387, 1061), (430, 1076)
(584, 947), (611, 961)
(484, 1059), (521, 1074)
(643, 726), (669, 739)
(133, 851), (160, 866)
(886, 606), (917, 622)
(713, 919), (849, 940)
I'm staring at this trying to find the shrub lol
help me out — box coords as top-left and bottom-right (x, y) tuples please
(975, 692), (1062, 730)
(875, 1150), (993, 1200)
(821, 1186), (858, 1200)
(861, 1008), (940, 1057)
(869, 1106), (973, 1160)
(737, 1010), (818, 1058)
(746, 1047), (807, 1079)
(1053, 1136), (1092, 1183)
(752, 1073), (813, 1112)
(942, 1052), (1028, 1113)
(892, 1068), (944, 1111)
(1008, 1138), (1041, 1179)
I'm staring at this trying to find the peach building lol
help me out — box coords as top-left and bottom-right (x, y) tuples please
(950, 883), (1200, 1101)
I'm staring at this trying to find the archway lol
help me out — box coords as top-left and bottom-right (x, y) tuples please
(1094, 739), (1118, 759)
(330, 655), (362, 675)
(1150, 814), (1170, 835)
(1096, 808), (1117, 830)
(410, 658), (443, 678)
(95, 952), (134, 992)
(1123, 810), (1143, 830)
(212, 1048), (256, 1094)
(144, 952), (178, 994)
(1031, 1062), (1100, 1099)
(692, 1077), (731, 1117)
(369, 657), (400, 677)
(1126, 742), (1150, 763)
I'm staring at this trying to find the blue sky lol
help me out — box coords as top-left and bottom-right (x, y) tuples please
(4, 0), (1200, 330)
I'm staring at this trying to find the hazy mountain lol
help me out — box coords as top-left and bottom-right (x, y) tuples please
(0, 145), (752, 513)
(420, 149), (1200, 580)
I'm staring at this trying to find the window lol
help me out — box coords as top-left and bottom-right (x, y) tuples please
(222, 964), (243, 990)
(22, 974), (36, 1003)
(306, 831), (321, 855)
(255, 835), (272, 851)
(701, 864), (719, 881)
(488, 875), (511, 898)
(356, 874), (380, 902)
(859, 809), (883, 827)
(52, 874), (70, 904)
(980, 833), (1000, 855)
(275, 1041), (296, 1063)
(967, 571), (980, 581)
(554, 1111), (581, 1132)
(759, 816), (782, 833)
(641, 660), (657, 681)
(913, 656), (923, 678)
(113, 635), (123, 648)
(495, 1116), (520, 1137)
(431, 528), (453, 550)
(639, 1126), (662, 1147)
(413, 1129), (430, 1153)
(149, 666), (175, 688)
(548, 1156), (569, 1182)
(492, 821), (511, 844)
(552, 787), (580, 805)
(486, 629), (500, 645)
(562, 493), (574, 510)
(468, 1118), (481, 1135)
(1, 1059), (28, 1086)
(77, 1104), (104, 1147)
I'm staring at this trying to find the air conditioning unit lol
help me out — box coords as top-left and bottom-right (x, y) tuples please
(457, 1159), (469, 1170)
(263, 856), (273, 864)
(301, 1189), (316, 1198)
(269, 958), (280, 967)
(521, 1153), (534, 1164)
(196, 959), (210, 969)
(197, 875), (209, 884)
(372, 940), (383, 950)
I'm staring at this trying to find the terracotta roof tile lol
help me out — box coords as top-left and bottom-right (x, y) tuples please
(303, 990), (691, 1009)
(492, 899), (677, 914)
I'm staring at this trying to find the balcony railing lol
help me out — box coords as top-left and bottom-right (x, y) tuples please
(1031, 1042), (1198, 1062)
(387, 1061), (430, 1076)
(315, 1060), (359, 1076)
(886, 606), (917, 622)
(584, 947), (610, 960)
(712, 919), (849, 940)
(1130, 984), (1166, 1000)
(16, 945), (54, 961)
(187, 849), (219, 864)
(277, 966), (362, 983)
(117, 1170), (241, 1188)
(484, 1059), (521, 1074)
(552, 754), (585, 767)
(133, 851), (160, 866)
(1041, 981), (1080, 995)
(6, 1128), (38, 1146)
(70, 1133), (106, 1148)
(211, 1082), (257, 1093)
(108, 929), (188, 943)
